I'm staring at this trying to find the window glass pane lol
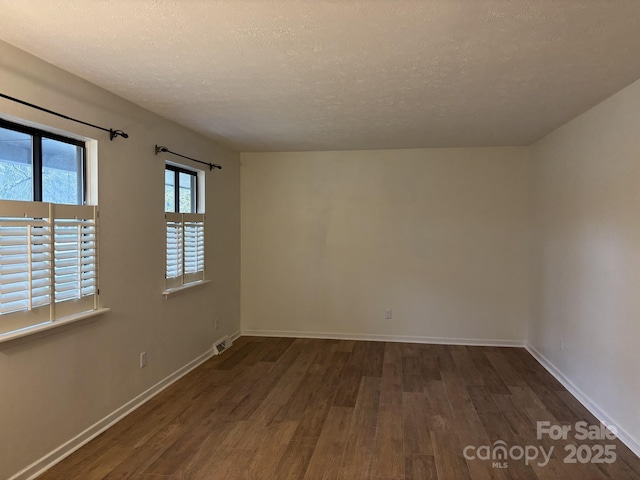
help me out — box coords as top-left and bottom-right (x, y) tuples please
(165, 169), (175, 212)
(179, 172), (195, 213)
(0, 126), (33, 201)
(42, 138), (83, 205)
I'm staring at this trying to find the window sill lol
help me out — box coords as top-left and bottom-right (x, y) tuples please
(0, 308), (110, 345)
(163, 280), (211, 299)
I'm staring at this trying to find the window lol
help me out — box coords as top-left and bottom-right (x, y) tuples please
(0, 120), (99, 338)
(0, 118), (85, 205)
(164, 164), (205, 290)
(165, 164), (197, 213)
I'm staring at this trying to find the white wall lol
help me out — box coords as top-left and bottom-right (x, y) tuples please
(0, 41), (240, 479)
(529, 78), (640, 450)
(241, 148), (532, 343)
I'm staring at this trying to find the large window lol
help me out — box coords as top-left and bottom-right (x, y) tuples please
(164, 164), (205, 290)
(0, 119), (98, 338)
(0, 119), (85, 205)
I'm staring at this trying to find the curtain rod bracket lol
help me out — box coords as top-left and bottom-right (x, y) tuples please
(155, 145), (169, 155)
(110, 129), (129, 141)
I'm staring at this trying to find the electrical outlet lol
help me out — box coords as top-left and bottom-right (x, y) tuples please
(385, 308), (392, 320)
(140, 351), (147, 368)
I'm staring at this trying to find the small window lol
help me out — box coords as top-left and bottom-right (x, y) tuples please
(0, 119), (85, 205)
(164, 164), (205, 290)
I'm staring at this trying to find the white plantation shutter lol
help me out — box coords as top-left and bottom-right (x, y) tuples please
(165, 212), (205, 288)
(0, 202), (52, 333)
(0, 200), (98, 335)
(165, 213), (183, 286)
(183, 214), (205, 283)
(52, 204), (98, 318)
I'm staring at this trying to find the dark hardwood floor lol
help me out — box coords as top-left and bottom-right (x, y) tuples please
(37, 337), (640, 479)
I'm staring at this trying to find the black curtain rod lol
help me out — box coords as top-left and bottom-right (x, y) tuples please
(155, 145), (222, 171)
(0, 92), (129, 140)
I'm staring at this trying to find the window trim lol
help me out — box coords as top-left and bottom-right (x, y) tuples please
(0, 307), (110, 345)
(0, 117), (87, 204)
(162, 279), (211, 299)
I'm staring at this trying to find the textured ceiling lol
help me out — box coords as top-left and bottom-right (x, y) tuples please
(1, 1), (640, 152)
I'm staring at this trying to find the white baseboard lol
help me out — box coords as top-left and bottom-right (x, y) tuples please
(8, 330), (241, 480)
(241, 328), (523, 347)
(525, 344), (640, 458)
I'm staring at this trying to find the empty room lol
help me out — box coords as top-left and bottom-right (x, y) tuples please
(1, 1), (640, 479)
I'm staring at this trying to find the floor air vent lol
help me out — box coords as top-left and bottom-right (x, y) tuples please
(213, 337), (232, 355)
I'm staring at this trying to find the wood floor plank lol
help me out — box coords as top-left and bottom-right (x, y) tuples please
(332, 364), (365, 407)
(144, 424), (230, 477)
(270, 440), (317, 480)
(371, 404), (405, 479)
(441, 372), (506, 480)
(363, 341), (385, 377)
(383, 342), (402, 364)
(493, 394), (573, 479)
(352, 376), (381, 428)
(380, 361), (403, 406)
(451, 346), (486, 386)
(290, 350), (350, 444)
(424, 379), (456, 432)
(260, 337), (296, 362)
(196, 447), (254, 480)
(401, 355), (423, 393)
(403, 392), (433, 455)
(432, 431), (472, 480)
(485, 351), (528, 388)
(336, 340), (356, 352)
(274, 371), (325, 422)
(249, 346), (318, 422)
(419, 351), (442, 382)
(241, 420), (298, 480)
(400, 342), (422, 357)
(337, 424), (377, 479)
(466, 347), (511, 395)
(214, 340), (260, 370)
(303, 406), (354, 480)
(333, 341), (371, 407)
(404, 454), (438, 480)
(529, 457), (573, 480)
(436, 345), (457, 373)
